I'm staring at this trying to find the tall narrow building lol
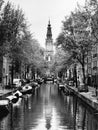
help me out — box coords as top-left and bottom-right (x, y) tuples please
(45, 20), (54, 62)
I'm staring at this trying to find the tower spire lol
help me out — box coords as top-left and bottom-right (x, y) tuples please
(45, 21), (54, 62)
(46, 20), (52, 39)
(49, 19), (50, 25)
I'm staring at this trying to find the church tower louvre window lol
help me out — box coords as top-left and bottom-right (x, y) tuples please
(45, 20), (54, 62)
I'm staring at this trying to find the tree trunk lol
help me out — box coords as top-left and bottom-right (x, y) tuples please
(82, 64), (85, 84)
(25, 64), (27, 79)
(74, 64), (78, 88)
(11, 63), (14, 85)
(81, 63), (88, 92)
(81, 53), (86, 85)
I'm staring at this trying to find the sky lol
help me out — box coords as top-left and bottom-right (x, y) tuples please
(7, 0), (85, 48)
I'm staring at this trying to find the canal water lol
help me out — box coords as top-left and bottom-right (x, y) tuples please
(0, 83), (98, 130)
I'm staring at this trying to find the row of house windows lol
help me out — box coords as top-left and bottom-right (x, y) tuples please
(87, 44), (98, 76)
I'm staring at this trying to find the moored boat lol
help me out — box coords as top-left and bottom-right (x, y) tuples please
(13, 98), (22, 107)
(29, 81), (39, 90)
(20, 85), (32, 94)
(0, 99), (10, 114)
(6, 95), (19, 104)
(13, 90), (22, 98)
(6, 90), (22, 104)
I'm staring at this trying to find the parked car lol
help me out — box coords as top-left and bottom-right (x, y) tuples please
(21, 79), (30, 85)
(68, 81), (74, 86)
(58, 83), (65, 91)
(36, 78), (43, 85)
(29, 81), (39, 89)
(54, 78), (57, 83)
(13, 79), (22, 87)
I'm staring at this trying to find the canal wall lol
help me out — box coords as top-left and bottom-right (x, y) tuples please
(67, 86), (98, 112)
(0, 88), (18, 99)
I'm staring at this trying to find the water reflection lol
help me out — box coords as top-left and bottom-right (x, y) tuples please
(0, 83), (98, 130)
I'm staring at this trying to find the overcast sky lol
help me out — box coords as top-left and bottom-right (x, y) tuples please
(8, 0), (85, 48)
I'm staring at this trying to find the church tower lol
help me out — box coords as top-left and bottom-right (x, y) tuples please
(45, 20), (54, 62)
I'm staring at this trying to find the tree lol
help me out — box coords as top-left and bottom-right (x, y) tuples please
(1, 2), (27, 57)
(0, 1), (33, 84)
(0, 0), (4, 54)
(30, 40), (47, 78)
(56, 6), (94, 87)
(0, 1), (47, 84)
(51, 47), (70, 79)
(85, 0), (98, 41)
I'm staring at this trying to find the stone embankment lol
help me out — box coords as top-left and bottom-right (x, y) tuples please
(67, 85), (98, 111)
(0, 88), (18, 99)
(1, 83), (98, 112)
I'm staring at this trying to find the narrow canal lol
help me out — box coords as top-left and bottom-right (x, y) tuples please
(0, 82), (98, 130)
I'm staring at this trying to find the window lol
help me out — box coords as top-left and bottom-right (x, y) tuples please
(93, 61), (97, 67)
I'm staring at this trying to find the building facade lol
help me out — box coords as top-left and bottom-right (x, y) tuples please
(87, 43), (98, 87)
